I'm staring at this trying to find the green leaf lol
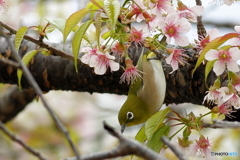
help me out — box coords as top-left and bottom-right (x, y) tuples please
(94, 12), (102, 48)
(17, 50), (38, 91)
(45, 18), (66, 34)
(192, 33), (239, 76)
(40, 49), (51, 56)
(63, 8), (91, 42)
(104, 0), (120, 32)
(15, 26), (28, 53)
(101, 30), (111, 40)
(205, 60), (216, 84)
(135, 125), (147, 143)
(88, 0), (104, 10)
(145, 107), (171, 140)
(72, 20), (92, 72)
(146, 125), (170, 153)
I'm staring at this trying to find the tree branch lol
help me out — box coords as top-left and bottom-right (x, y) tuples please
(203, 120), (240, 128)
(0, 57), (20, 68)
(0, 35), (214, 104)
(64, 122), (168, 160)
(0, 21), (75, 62)
(0, 85), (36, 123)
(161, 136), (187, 160)
(0, 121), (49, 160)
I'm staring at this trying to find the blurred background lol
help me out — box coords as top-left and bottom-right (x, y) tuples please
(0, 0), (240, 160)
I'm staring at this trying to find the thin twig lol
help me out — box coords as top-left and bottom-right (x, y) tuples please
(64, 122), (168, 160)
(161, 136), (187, 160)
(203, 120), (240, 128)
(0, 21), (76, 62)
(0, 121), (49, 160)
(0, 27), (81, 160)
(0, 57), (21, 68)
(196, 0), (206, 40)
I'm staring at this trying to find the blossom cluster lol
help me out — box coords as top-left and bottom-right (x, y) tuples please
(72, 0), (240, 159)
(80, 0), (205, 83)
(79, 0), (240, 122)
(71, 1), (240, 159)
(201, 25), (240, 118)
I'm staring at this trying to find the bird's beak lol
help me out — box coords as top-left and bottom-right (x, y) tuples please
(121, 124), (126, 133)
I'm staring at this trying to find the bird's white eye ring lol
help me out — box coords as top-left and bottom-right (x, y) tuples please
(127, 112), (134, 120)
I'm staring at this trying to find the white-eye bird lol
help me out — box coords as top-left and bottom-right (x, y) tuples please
(118, 49), (166, 132)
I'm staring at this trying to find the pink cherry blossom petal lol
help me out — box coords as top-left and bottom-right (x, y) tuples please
(208, 28), (219, 41)
(174, 35), (190, 47)
(89, 55), (98, 67)
(234, 26), (240, 33)
(229, 37), (240, 46)
(229, 47), (240, 60)
(109, 60), (120, 71)
(166, 53), (179, 72)
(190, 6), (204, 16)
(94, 63), (107, 75)
(104, 52), (115, 60)
(205, 49), (219, 61)
(223, 0), (234, 5)
(235, 84), (240, 92)
(81, 54), (91, 64)
(226, 59), (240, 72)
(213, 60), (225, 76)
(166, 13), (179, 25)
(176, 18), (191, 33)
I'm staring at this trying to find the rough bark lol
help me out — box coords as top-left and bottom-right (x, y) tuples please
(0, 85), (36, 123)
(0, 38), (211, 101)
(1, 37), (238, 122)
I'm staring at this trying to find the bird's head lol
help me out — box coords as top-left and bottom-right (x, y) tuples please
(118, 95), (151, 133)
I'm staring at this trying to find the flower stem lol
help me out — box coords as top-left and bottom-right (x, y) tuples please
(169, 125), (186, 140)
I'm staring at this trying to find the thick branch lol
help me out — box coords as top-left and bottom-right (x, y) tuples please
(0, 37), (213, 105)
(0, 85), (36, 123)
(0, 37), (129, 95)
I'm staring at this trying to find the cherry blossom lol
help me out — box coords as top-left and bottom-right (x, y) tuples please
(127, 0), (159, 28)
(203, 87), (222, 105)
(159, 13), (191, 46)
(111, 42), (127, 58)
(229, 25), (240, 46)
(81, 47), (120, 75)
(80, 47), (98, 68)
(177, 1), (204, 22)
(120, 58), (143, 84)
(214, 85), (240, 108)
(177, 136), (194, 155)
(197, 28), (219, 50)
(0, 0), (9, 13)
(214, 103), (235, 118)
(149, 0), (174, 14)
(223, 0), (235, 6)
(129, 27), (148, 44)
(189, 135), (213, 160)
(165, 48), (188, 73)
(205, 47), (240, 76)
(126, 0), (147, 22)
